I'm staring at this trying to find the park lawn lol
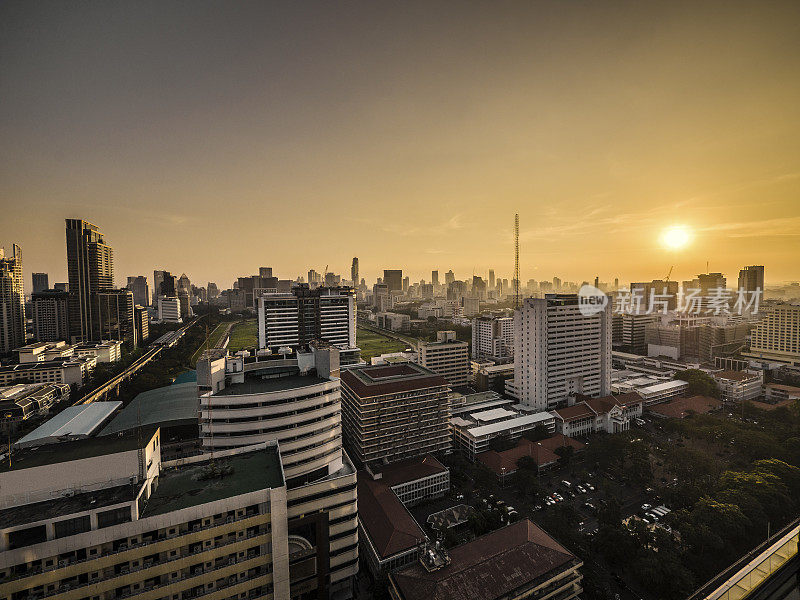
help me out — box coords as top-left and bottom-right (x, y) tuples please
(357, 326), (409, 362)
(227, 319), (259, 352)
(189, 321), (229, 366)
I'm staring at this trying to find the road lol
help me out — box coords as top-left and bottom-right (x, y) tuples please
(72, 318), (199, 406)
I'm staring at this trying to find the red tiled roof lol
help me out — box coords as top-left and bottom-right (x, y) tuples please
(553, 403), (596, 421)
(613, 391), (645, 406)
(357, 474), (426, 560)
(375, 455), (448, 488)
(390, 520), (578, 600)
(538, 433), (585, 453)
(477, 435), (584, 476)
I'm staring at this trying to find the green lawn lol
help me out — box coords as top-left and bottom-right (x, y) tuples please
(357, 326), (410, 362)
(227, 319), (258, 352)
(190, 321), (230, 365)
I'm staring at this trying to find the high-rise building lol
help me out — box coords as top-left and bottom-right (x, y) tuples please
(257, 285), (355, 351)
(613, 312), (660, 355)
(340, 363), (451, 466)
(0, 244), (26, 353)
(94, 289), (136, 345)
(0, 429), (294, 600)
(158, 296), (181, 323)
(383, 269), (403, 292)
(133, 304), (149, 344)
(738, 265), (764, 292)
(553, 276), (561, 291)
(126, 275), (150, 306)
(445, 270), (455, 285)
(514, 294), (612, 411)
(259, 266), (273, 278)
(177, 273), (191, 293)
(31, 289), (71, 342)
(197, 344), (359, 597)
(431, 270), (439, 286)
(154, 269), (176, 298)
(66, 219), (114, 342)
(416, 331), (470, 387)
(31, 272), (49, 294)
(402, 276), (409, 293)
(351, 257), (359, 287)
(488, 269), (495, 290)
(747, 304), (800, 364)
(177, 288), (191, 318)
(629, 279), (679, 311)
(53, 282), (68, 292)
(472, 315), (514, 361)
(207, 281), (219, 298)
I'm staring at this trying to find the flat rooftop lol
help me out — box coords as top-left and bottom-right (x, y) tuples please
(465, 412), (554, 438)
(16, 401), (121, 448)
(141, 447), (283, 517)
(341, 363), (447, 397)
(2, 429), (150, 472)
(214, 373), (329, 396)
(471, 408), (517, 422)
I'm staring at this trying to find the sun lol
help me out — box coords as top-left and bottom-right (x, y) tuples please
(661, 225), (691, 250)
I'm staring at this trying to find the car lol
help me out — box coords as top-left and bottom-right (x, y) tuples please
(506, 505), (515, 512)
(568, 491), (576, 498)
(561, 480), (572, 488)
(455, 493), (464, 501)
(584, 503), (596, 513)
(576, 485), (587, 493)
(553, 493), (563, 501)
(645, 512), (659, 522)
(585, 483), (595, 491)
(641, 517), (651, 524)
(534, 504), (542, 511)
(641, 503), (652, 511)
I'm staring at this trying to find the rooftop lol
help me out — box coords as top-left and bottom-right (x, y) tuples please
(341, 363), (448, 398)
(648, 395), (722, 419)
(465, 412), (554, 438)
(637, 379), (689, 394)
(390, 519), (579, 600)
(470, 408), (517, 422)
(713, 370), (760, 382)
(16, 401), (121, 448)
(214, 373), (329, 396)
(100, 383), (197, 436)
(141, 446), (283, 517)
(372, 455), (448, 488)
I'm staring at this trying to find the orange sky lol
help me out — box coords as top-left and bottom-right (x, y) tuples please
(1, 2), (798, 289)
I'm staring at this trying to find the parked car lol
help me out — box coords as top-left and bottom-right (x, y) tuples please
(585, 483), (595, 491)
(576, 485), (587, 493)
(562, 480), (572, 488)
(641, 503), (652, 511)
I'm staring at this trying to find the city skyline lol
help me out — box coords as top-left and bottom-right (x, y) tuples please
(2, 2), (800, 286)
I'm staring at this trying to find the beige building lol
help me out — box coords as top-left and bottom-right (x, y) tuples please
(747, 304), (800, 365)
(416, 331), (469, 387)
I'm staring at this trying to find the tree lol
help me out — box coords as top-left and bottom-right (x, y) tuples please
(674, 369), (719, 398)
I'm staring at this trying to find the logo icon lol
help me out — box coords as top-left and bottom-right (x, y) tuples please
(578, 285), (608, 316)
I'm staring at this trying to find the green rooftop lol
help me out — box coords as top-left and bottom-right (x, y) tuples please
(140, 447), (284, 517)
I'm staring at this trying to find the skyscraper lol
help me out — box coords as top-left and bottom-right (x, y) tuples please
(383, 269), (403, 292)
(154, 269), (176, 297)
(432, 270), (439, 286)
(738, 265), (764, 292)
(0, 244), (25, 353)
(66, 219), (114, 342)
(31, 272), (49, 294)
(31, 289), (70, 342)
(488, 269), (495, 290)
(351, 257), (359, 287)
(445, 270), (455, 285)
(126, 275), (150, 306)
(514, 294), (612, 411)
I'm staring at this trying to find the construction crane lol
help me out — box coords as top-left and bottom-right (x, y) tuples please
(664, 265), (673, 282)
(514, 213), (520, 309)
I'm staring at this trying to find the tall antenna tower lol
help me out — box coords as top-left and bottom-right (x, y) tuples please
(514, 213), (520, 309)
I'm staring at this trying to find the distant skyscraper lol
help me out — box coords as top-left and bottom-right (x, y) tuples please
(31, 289), (70, 342)
(351, 257), (359, 286)
(445, 270), (455, 285)
(32, 272), (49, 294)
(0, 244), (25, 353)
(259, 266), (273, 279)
(154, 270), (176, 297)
(53, 282), (68, 292)
(402, 276), (409, 293)
(488, 269), (495, 290)
(207, 282), (219, 299)
(126, 275), (150, 306)
(738, 265), (764, 292)
(553, 276), (561, 291)
(177, 273), (191, 293)
(384, 269), (403, 292)
(66, 219), (114, 342)
(515, 294), (612, 411)
(432, 270), (439, 286)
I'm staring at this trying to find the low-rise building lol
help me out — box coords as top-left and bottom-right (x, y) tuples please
(15, 341), (74, 363)
(376, 312), (411, 332)
(0, 356), (96, 387)
(552, 392), (643, 437)
(648, 395), (723, 419)
(388, 519), (583, 600)
(416, 331), (469, 387)
(478, 434), (585, 480)
(450, 407), (555, 461)
(472, 361), (515, 392)
(13, 401), (121, 448)
(764, 383), (800, 403)
(0, 383), (70, 434)
(74, 340), (123, 363)
(712, 370), (763, 403)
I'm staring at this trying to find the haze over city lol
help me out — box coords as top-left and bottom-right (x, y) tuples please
(2, 1), (800, 286)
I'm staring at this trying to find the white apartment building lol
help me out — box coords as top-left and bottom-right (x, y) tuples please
(157, 296), (182, 323)
(747, 304), (800, 365)
(712, 370), (763, 403)
(196, 344), (358, 598)
(514, 295), (612, 411)
(471, 316), (514, 361)
(416, 331), (469, 387)
(0, 430), (293, 600)
(257, 285), (355, 352)
(0, 356), (96, 387)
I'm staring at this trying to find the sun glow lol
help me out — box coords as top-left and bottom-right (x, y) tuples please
(661, 225), (691, 250)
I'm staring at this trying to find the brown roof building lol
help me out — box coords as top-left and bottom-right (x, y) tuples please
(648, 395), (722, 419)
(341, 363), (451, 466)
(477, 434), (585, 479)
(388, 519), (583, 600)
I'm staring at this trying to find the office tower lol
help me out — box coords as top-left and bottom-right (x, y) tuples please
(748, 304), (800, 363)
(402, 276), (409, 293)
(126, 275), (150, 306)
(553, 276), (561, 291)
(197, 345), (359, 598)
(154, 269), (177, 298)
(462, 297), (480, 317)
(66, 219), (114, 342)
(153, 269), (164, 300)
(697, 272), (726, 293)
(340, 363), (451, 466)
(629, 279), (679, 311)
(432, 270), (439, 287)
(445, 270), (455, 285)
(416, 331), (469, 386)
(133, 304), (149, 343)
(383, 269), (403, 292)
(351, 257), (359, 286)
(488, 269), (495, 290)
(613, 312), (660, 354)
(372, 283), (391, 311)
(447, 280), (467, 301)
(177, 273), (191, 293)
(95, 289), (136, 345)
(324, 272), (340, 287)
(53, 282), (68, 292)
(158, 296), (181, 322)
(472, 315), (514, 361)
(257, 284), (355, 351)
(177, 288), (191, 318)
(514, 294), (612, 411)
(0, 244), (26, 353)
(613, 277), (619, 290)
(259, 266), (273, 278)
(31, 289), (71, 342)
(0, 429), (293, 600)
(31, 272), (49, 294)
(471, 276), (487, 300)
(207, 281), (219, 299)
(738, 265), (764, 292)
